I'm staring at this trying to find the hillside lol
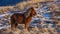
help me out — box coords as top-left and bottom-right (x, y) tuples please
(0, 0), (60, 34)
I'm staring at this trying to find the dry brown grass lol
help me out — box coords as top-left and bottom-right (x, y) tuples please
(0, 24), (59, 34)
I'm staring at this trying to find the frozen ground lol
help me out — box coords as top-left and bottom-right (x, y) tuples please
(0, 0), (60, 34)
(0, 10), (60, 34)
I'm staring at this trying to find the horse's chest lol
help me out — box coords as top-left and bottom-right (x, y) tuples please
(25, 17), (32, 23)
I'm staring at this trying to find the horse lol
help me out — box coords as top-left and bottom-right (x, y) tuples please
(10, 7), (37, 31)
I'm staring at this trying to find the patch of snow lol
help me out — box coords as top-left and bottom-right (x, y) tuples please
(0, 13), (10, 19)
(0, 25), (11, 30)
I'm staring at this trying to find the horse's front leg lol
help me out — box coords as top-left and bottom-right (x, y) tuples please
(25, 22), (30, 32)
(25, 18), (32, 32)
(15, 23), (18, 30)
(24, 22), (31, 34)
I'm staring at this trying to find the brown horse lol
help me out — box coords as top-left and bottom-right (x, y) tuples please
(10, 7), (37, 31)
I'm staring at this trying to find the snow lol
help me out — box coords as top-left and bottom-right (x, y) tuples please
(0, 25), (11, 30)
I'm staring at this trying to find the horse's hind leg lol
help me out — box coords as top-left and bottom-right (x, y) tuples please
(11, 22), (15, 30)
(11, 16), (16, 31)
(15, 22), (18, 30)
(11, 22), (18, 31)
(11, 23), (15, 31)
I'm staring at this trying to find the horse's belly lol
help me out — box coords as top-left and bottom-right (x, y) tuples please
(17, 20), (24, 24)
(16, 17), (24, 24)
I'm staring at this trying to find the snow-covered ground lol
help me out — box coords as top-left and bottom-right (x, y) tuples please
(0, 1), (60, 34)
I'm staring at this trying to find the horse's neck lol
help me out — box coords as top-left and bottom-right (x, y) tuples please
(24, 11), (31, 18)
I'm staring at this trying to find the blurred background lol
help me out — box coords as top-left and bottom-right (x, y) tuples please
(0, 0), (60, 34)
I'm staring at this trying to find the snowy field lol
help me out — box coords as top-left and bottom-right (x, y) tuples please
(0, 0), (60, 34)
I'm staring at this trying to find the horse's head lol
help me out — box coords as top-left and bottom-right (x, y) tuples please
(25, 7), (37, 18)
(30, 7), (37, 16)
